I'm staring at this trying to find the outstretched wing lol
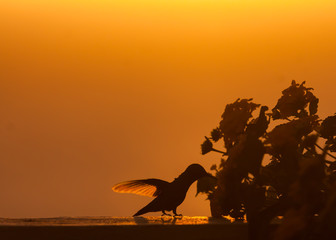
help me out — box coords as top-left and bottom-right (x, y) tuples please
(112, 178), (169, 197)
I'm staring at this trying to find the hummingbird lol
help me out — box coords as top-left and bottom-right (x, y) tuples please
(112, 164), (213, 217)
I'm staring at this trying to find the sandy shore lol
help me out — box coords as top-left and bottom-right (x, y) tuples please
(0, 216), (248, 240)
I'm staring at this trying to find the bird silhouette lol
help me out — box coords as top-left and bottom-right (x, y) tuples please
(112, 164), (213, 217)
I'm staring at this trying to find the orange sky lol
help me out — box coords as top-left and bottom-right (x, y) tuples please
(1, 0), (336, 217)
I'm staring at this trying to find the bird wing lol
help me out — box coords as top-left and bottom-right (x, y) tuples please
(112, 178), (169, 197)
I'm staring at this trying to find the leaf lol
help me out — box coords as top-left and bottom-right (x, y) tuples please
(246, 105), (269, 138)
(219, 98), (260, 149)
(308, 94), (319, 116)
(260, 159), (289, 194)
(302, 134), (318, 150)
(196, 175), (217, 196)
(201, 136), (213, 155)
(327, 139), (336, 153)
(210, 164), (217, 171)
(211, 128), (222, 142)
(265, 186), (279, 204)
(226, 134), (265, 177)
(274, 157), (325, 240)
(320, 115), (336, 139)
(266, 116), (319, 153)
(272, 81), (318, 120)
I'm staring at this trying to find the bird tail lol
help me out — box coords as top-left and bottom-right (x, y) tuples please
(133, 204), (152, 217)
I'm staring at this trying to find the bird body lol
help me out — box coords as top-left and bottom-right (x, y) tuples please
(112, 164), (211, 216)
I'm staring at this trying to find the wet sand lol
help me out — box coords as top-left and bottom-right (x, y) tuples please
(0, 216), (248, 240)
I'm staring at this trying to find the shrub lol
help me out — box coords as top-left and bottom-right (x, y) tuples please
(198, 80), (336, 240)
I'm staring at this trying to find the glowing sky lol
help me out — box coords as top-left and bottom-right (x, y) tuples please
(1, 0), (336, 217)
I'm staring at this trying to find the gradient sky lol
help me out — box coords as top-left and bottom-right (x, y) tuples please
(1, 0), (336, 217)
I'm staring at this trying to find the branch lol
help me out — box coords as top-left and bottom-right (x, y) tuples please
(314, 143), (336, 161)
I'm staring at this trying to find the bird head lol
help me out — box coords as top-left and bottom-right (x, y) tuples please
(181, 164), (212, 182)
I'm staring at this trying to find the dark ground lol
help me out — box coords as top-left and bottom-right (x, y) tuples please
(0, 216), (248, 240)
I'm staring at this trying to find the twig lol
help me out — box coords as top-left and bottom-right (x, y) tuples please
(304, 147), (334, 164)
(314, 143), (336, 160)
(211, 148), (227, 155)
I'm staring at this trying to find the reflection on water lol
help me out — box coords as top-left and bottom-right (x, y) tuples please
(0, 216), (233, 226)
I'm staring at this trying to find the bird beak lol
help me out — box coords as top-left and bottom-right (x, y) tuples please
(202, 172), (216, 180)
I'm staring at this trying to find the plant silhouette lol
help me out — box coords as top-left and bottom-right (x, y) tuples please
(198, 81), (336, 240)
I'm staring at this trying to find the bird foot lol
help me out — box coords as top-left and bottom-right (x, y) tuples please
(173, 214), (183, 218)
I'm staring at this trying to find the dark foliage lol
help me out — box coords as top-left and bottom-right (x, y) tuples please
(198, 81), (336, 240)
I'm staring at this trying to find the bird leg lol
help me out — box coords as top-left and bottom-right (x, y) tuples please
(161, 210), (172, 217)
(173, 209), (182, 217)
